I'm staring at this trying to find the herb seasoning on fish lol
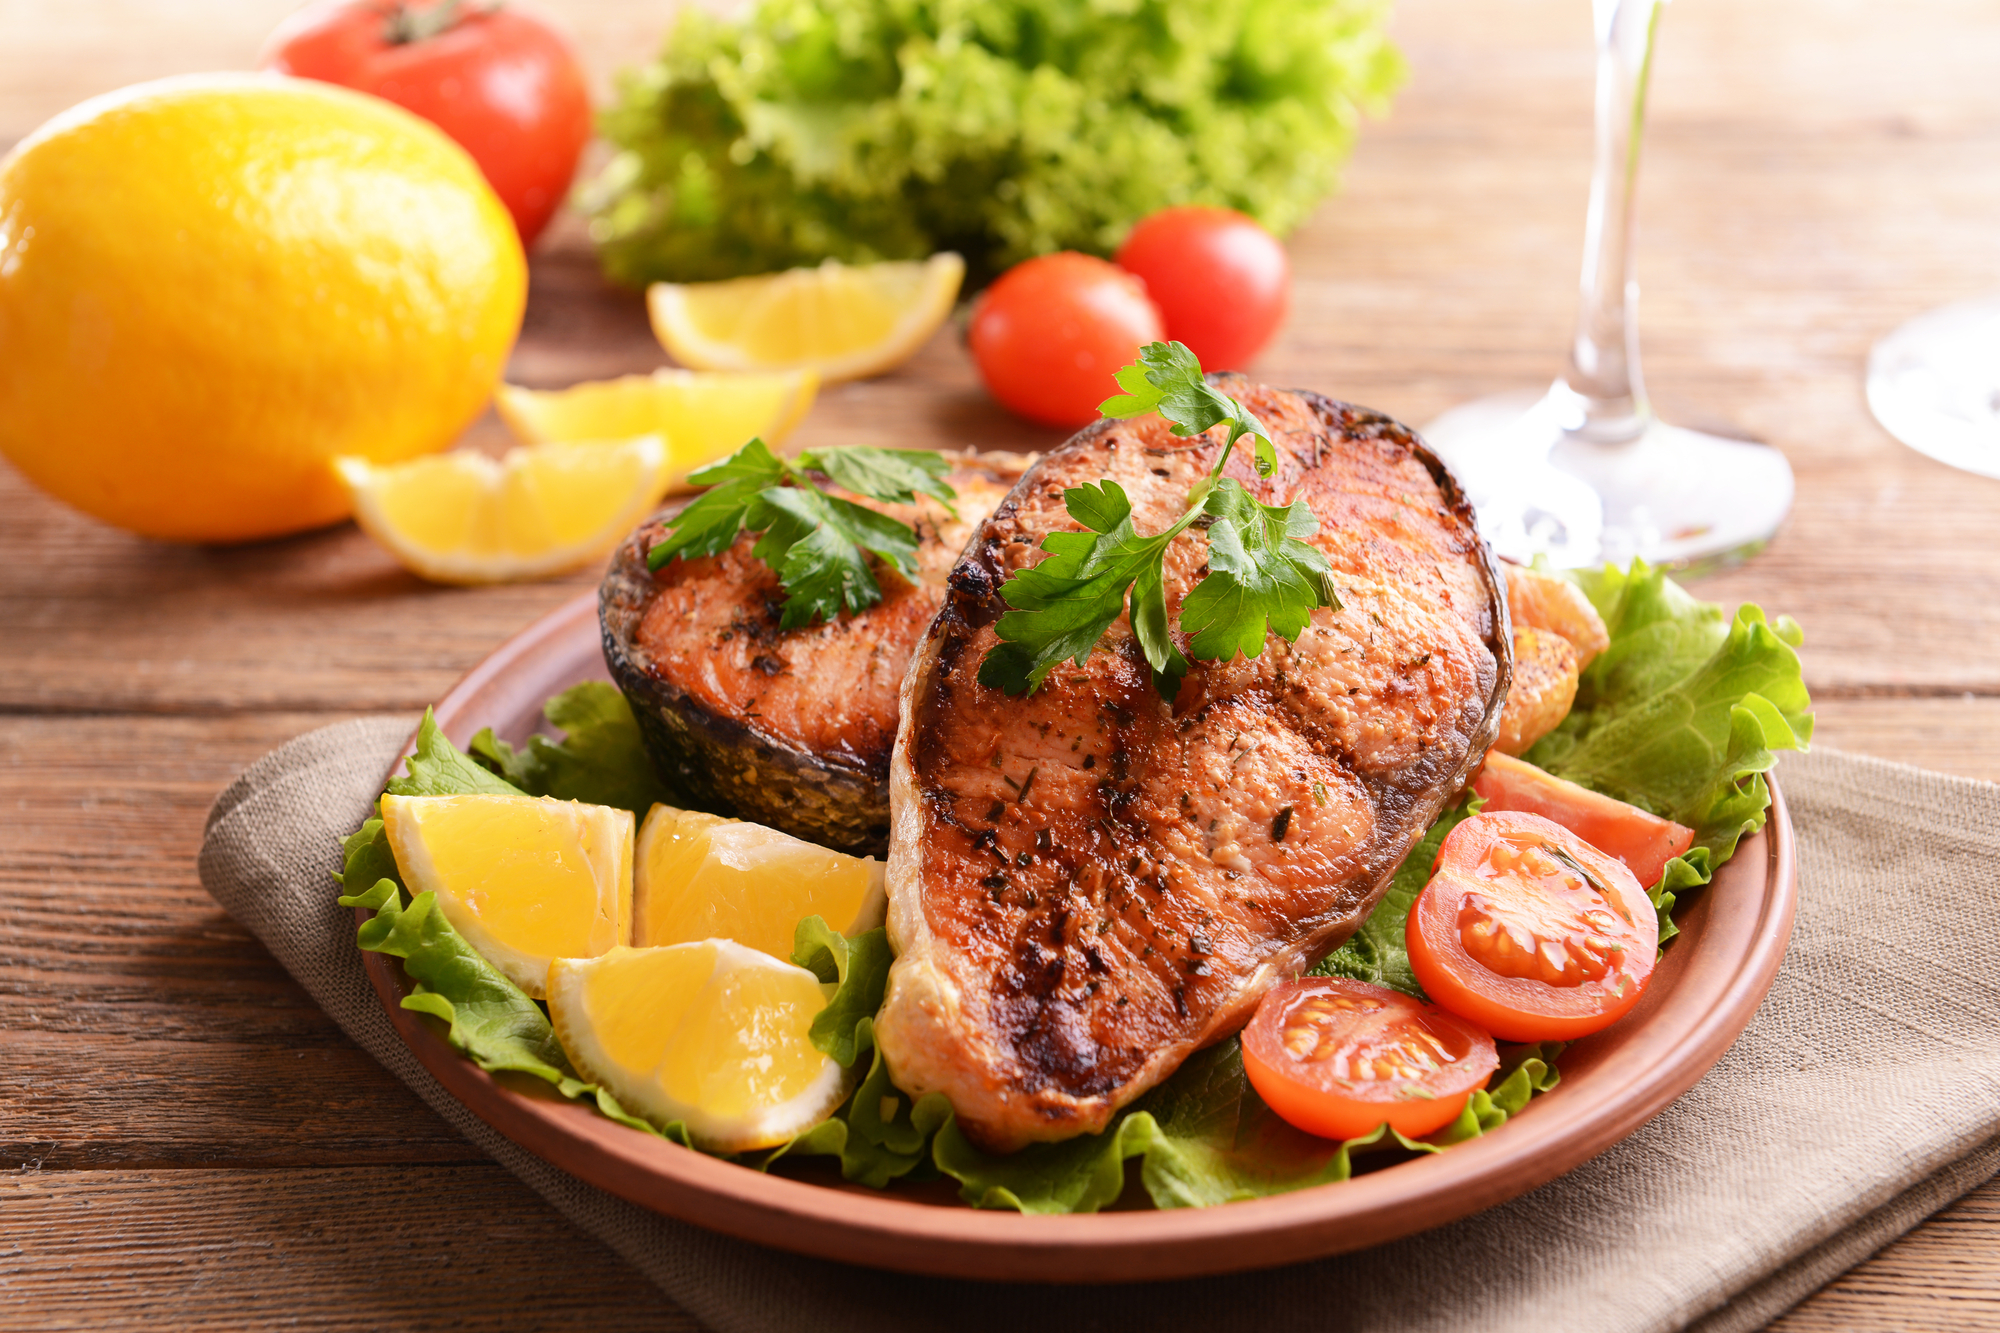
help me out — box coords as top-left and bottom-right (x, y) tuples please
(877, 353), (1511, 1151)
(601, 450), (1028, 853)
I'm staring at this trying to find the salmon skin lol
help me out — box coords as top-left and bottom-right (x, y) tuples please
(600, 454), (1027, 855)
(876, 380), (1511, 1151)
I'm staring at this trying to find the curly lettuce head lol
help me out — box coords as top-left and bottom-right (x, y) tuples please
(584, 0), (1404, 286)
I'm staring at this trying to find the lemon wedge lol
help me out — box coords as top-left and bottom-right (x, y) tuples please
(380, 793), (632, 999)
(646, 254), (964, 382)
(634, 805), (886, 962)
(495, 369), (819, 488)
(335, 437), (670, 585)
(548, 941), (852, 1150)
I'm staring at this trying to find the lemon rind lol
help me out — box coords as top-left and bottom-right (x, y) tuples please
(646, 253), (964, 383)
(493, 368), (820, 474)
(380, 793), (633, 1000)
(336, 436), (670, 585)
(549, 941), (855, 1152)
(632, 802), (888, 954)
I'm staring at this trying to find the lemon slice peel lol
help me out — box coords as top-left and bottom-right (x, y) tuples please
(495, 368), (819, 489)
(646, 254), (964, 382)
(336, 436), (670, 585)
(634, 803), (887, 962)
(548, 940), (855, 1152)
(380, 792), (633, 999)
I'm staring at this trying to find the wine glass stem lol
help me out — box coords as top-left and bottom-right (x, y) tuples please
(1565, 0), (1665, 445)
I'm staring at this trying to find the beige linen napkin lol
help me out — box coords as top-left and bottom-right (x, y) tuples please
(200, 719), (2000, 1333)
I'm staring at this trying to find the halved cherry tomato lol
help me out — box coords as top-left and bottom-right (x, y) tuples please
(1241, 978), (1498, 1142)
(1473, 751), (1694, 888)
(1408, 811), (1657, 1042)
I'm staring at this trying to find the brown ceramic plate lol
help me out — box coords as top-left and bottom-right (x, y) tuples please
(359, 590), (1798, 1284)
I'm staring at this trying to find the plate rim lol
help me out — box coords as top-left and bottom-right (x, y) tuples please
(356, 589), (1798, 1283)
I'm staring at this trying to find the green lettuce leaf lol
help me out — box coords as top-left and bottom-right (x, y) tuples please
(1524, 560), (1812, 941)
(926, 1039), (1562, 1212)
(388, 708), (524, 799)
(1311, 796), (1481, 999)
(760, 1019), (955, 1187)
(335, 818), (672, 1141)
(347, 558), (1805, 1213)
(584, 0), (1404, 287)
(759, 921), (947, 1186)
(469, 682), (671, 818)
(790, 916), (895, 1069)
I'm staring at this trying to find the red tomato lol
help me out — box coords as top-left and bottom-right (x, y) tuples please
(1114, 207), (1289, 371)
(969, 252), (1164, 427)
(1473, 751), (1695, 889)
(260, 1), (592, 247)
(1408, 811), (1658, 1043)
(1241, 978), (1499, 1142)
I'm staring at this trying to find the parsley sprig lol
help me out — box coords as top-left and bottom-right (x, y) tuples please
(646, 439), (957, 629)
(976, 342), (1338, 699)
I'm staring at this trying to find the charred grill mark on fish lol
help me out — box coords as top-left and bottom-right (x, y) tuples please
(600, 453), (1029, 855)
(876, 380), (1511, 1150)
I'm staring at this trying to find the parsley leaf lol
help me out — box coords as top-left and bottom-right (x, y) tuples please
(646, 439), (952, 626)
(1100, 341), (1279, 479)
(983, 342), (1336, 696)
(645, 437), (786, 567)
(977, 480), (1195, 697)
(798, 446), (958, 514)
(752, 486), (921, 629)
(1129, 557), (1191, 701)
(1180, 479), (1340, 662)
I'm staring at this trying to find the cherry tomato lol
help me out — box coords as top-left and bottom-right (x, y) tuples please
(1473, 751), (1695, 889)
(260, 0), (592, 247)
(1113, 207), (1289, 371)
(1241, 978), (1499, 1142)
(969, 252), (1164, 428)
(1408, 811), (1658, 1043)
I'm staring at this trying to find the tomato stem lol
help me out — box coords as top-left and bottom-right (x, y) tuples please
(383, 0), (497, 45)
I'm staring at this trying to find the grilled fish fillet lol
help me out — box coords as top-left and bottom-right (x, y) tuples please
(600, 454), (1026, 854)
(875, 381), (1511, 1151)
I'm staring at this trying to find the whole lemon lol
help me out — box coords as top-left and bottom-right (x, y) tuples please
(0, 73), (526, 543)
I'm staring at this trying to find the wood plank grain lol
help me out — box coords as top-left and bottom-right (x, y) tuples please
(1808, 698), (2000, 784)
(0, 1035), (483, 1170)
(0, 477), (599, 715)
(2, 3), (1996, 712)
(1, 0), (1997, 1328)
(1772, 1175), (2000, 1332)
(0, 1165), (696, 1331)
(0, 713), (477, 1166)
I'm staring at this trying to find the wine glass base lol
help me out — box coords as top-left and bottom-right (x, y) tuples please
(1867, 294), (2000, 480)
(1421, 384), (1795, 575)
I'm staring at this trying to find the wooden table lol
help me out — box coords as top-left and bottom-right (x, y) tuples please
(5, 0), (1997, 1327)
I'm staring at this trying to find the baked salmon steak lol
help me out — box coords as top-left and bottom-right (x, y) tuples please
(600, 454), (1027, 856)
(875, 380), (1512, 1151)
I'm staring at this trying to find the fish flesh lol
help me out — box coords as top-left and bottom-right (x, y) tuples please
(600, 454), (1026, 855)
(875, 380), (1511, 1150)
